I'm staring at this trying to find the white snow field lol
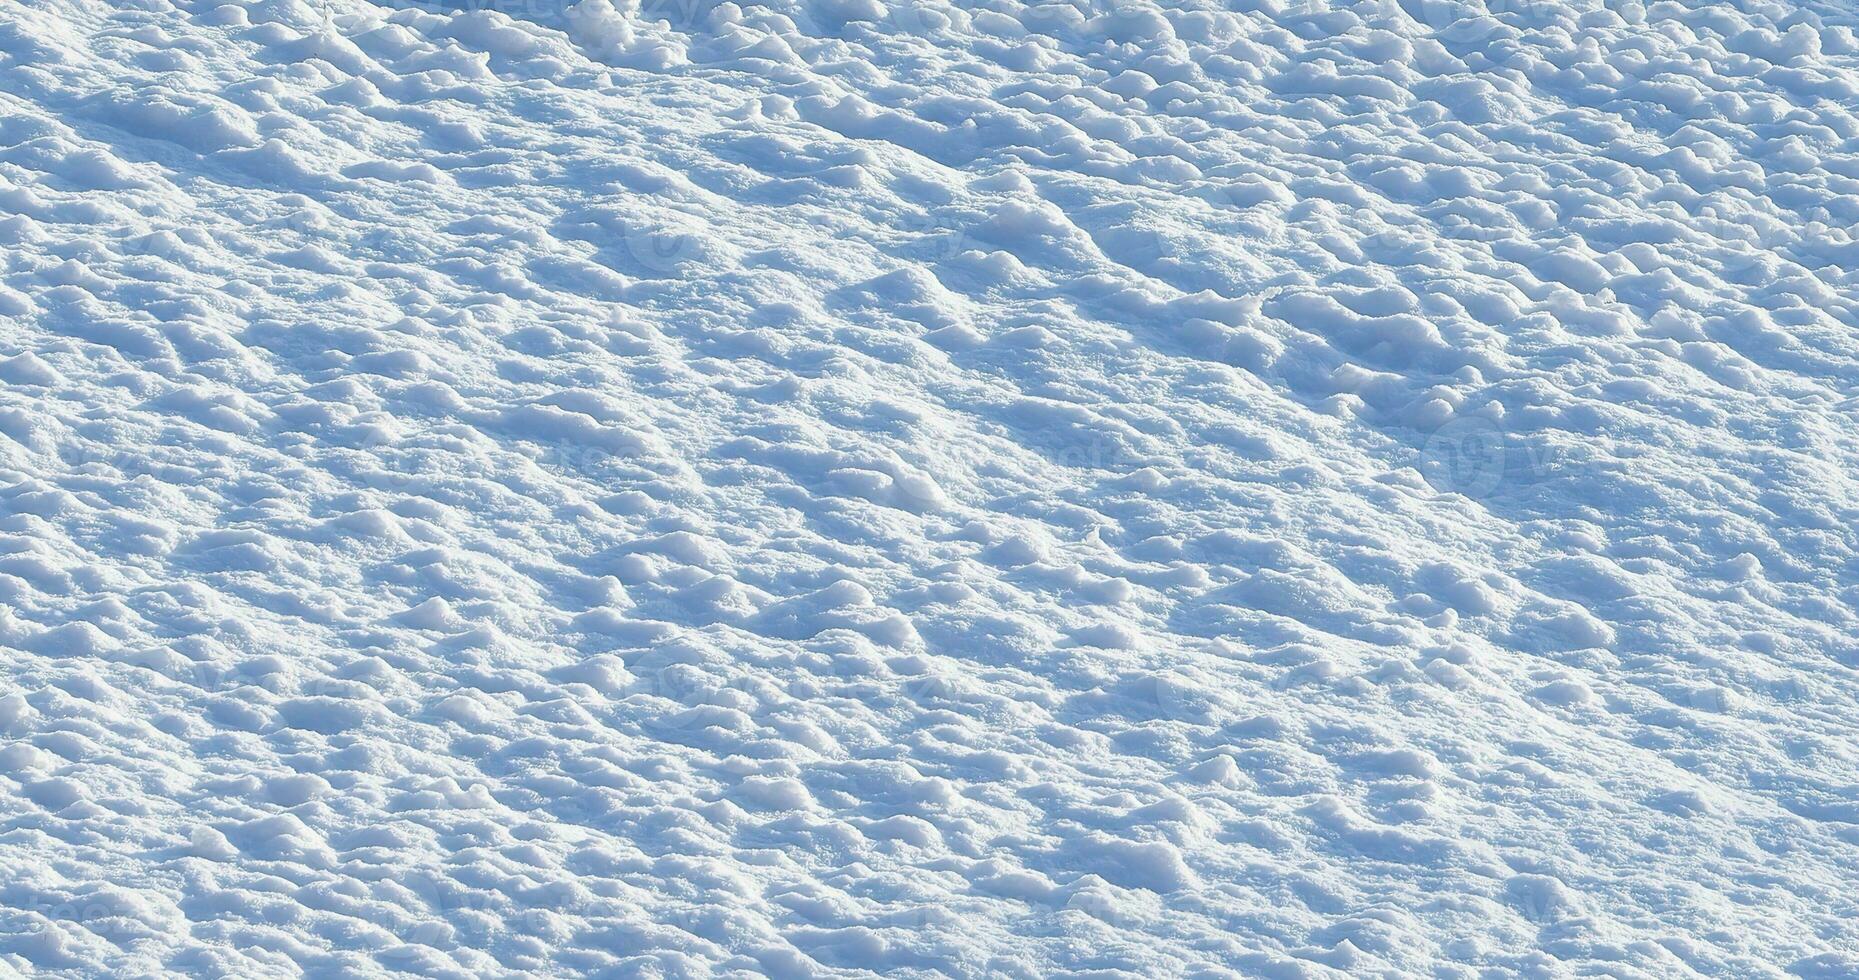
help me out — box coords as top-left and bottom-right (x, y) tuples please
(6, 0), (1859, 975)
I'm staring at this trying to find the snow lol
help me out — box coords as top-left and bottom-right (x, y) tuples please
(5, 0), (1859, 974)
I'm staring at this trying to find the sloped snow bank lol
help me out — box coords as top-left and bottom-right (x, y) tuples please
(4, 0), (1859, 975)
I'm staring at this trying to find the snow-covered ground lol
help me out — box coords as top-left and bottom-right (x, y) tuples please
(5, 0), (1859, 974)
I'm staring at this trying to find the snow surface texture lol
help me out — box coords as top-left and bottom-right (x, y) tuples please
(4, 0), (1859, 974)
